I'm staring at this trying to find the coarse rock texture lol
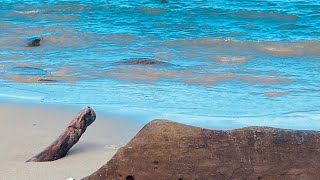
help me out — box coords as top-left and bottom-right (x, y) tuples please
(84, 119), (320, 180)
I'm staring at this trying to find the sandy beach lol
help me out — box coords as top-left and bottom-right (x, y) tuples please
(0, 103), (143, 180)
(1, 0), (320, 179)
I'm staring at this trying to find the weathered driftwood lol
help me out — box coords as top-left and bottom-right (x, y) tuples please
(27, 106), (96, 162)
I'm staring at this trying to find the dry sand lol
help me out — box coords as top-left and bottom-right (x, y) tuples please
(0, 103), (143, 180)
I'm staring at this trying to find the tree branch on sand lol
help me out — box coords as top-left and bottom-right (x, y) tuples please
(27, 107), (96, 162)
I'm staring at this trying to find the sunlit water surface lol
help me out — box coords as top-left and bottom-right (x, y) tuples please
(0, 0), (320, 129)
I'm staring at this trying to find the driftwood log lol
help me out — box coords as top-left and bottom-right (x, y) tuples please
(27, 106), (96, 162)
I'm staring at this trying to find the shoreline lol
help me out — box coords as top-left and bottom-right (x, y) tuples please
(1, 102), (320, 179)
(0, 103), (144, 180)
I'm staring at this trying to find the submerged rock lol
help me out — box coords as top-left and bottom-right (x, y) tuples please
(37, 78), (57, 83)
(119, 58), (168, 65)
(84, 120), (320, 180)
(27, 38), (42, 47)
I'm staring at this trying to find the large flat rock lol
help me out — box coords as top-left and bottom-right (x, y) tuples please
(84, 119), (320, 180)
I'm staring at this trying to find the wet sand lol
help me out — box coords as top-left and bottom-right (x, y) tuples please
(0, 103), (143, 180)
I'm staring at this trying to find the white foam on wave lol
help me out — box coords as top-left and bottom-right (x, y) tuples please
(214, 56), (252, 63)
(13, 10), (42, 14)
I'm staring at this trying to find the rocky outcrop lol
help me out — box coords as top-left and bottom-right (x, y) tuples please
(84, 119), (320, 180)
(27, 38), (42, 47)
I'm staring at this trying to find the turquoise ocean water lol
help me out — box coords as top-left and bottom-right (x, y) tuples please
(0, 0), (319, 129)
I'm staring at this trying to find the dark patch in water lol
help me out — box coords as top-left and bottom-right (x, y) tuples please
(27, 38), (42, 47)
(119, 58), (169, 66)
(278, 24), (297, 30)
(38, 78), (57, 83)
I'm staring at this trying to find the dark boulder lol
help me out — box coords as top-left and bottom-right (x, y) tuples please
(84, 119), (320, 180)
(27, 38), (42, 47)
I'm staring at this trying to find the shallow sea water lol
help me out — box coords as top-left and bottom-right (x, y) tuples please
(0, 0), (319, 129)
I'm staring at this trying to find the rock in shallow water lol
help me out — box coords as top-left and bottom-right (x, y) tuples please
(84, 119), (320, 180)
(27, 38), (42, 47)
(119, 58), (168, 65)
